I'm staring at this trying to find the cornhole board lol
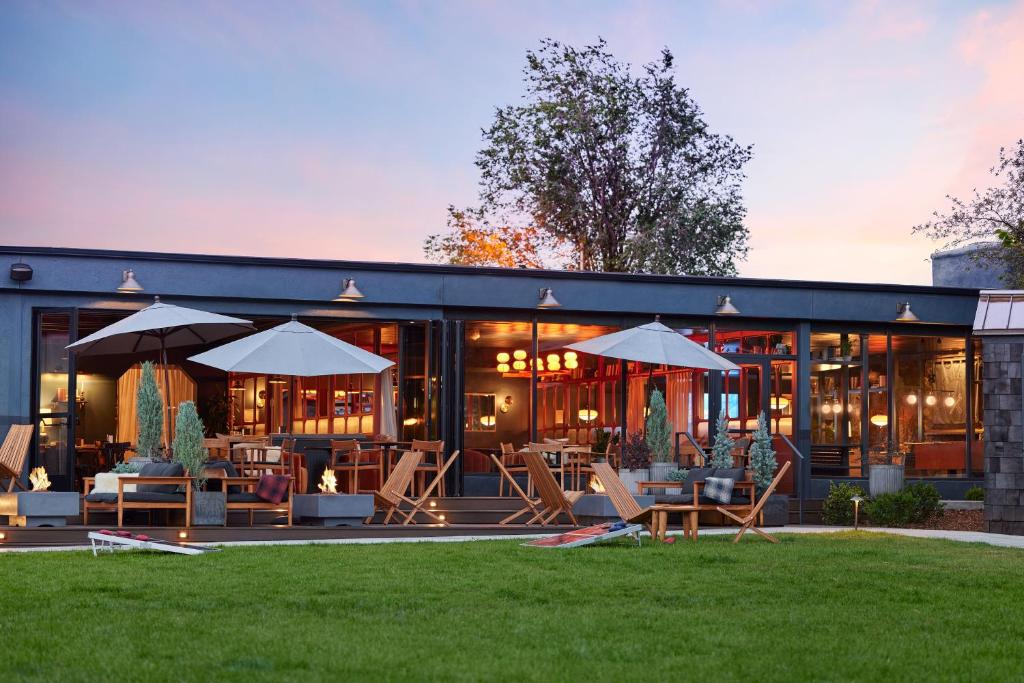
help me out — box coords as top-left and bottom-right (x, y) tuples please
(88, 530), (221, 556)
(523, 522), (643, 548)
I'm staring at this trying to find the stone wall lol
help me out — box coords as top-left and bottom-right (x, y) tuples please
(983, 336), (1024, 534)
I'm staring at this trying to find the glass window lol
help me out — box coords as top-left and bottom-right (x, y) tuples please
(893, 335), (969, 478)
(463, 321), (534, 455)
(36, 312), (71, 485)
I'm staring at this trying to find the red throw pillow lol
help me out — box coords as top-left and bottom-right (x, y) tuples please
(255, 475), (290, 504)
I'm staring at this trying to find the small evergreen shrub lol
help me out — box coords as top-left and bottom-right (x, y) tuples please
(136, 361), (163, 459)
(965, 486), (984, 501)
(645, 388), (673, 463)
(620, 433), (651, 471)
(708, 413), (735, 469)
(111, 461), (142, 474)
(173, 401), (208, 491)
(749, 412), (777, 494)
(821, 481), (866, 525)
(904, 482), (943, 522)
(665, 469), (688, 482)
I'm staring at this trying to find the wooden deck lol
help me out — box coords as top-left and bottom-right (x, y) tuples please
(0, 497), (575, 549)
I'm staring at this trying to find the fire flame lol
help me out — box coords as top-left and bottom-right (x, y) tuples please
(589, 477), (605, 493)
(318, 468), (338, 494)
(29, 467), (51, 491)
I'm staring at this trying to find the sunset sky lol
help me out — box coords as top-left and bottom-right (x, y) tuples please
(1, 1), (1021, 285)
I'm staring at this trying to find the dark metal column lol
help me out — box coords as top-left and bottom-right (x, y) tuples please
(795, 322), (811, 505)
(530, 317), (538, 443)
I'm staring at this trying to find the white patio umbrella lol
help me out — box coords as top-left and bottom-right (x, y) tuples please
(66, 296), (255, 445)
(565, 318), (739, 372)
(187, 317), (394, 376)
(188, 316), (395, 440)
(566, 317), (739, 435)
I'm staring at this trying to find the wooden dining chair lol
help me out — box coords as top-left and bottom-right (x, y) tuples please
(498, 442), (531, 497)
(330, 439), (380, 493)
(409, 439), (446, 497)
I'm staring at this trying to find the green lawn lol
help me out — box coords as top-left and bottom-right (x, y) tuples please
(2, 533), (1022, 681)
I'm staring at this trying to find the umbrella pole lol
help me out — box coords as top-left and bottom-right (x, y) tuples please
(161, 335), (173, 454)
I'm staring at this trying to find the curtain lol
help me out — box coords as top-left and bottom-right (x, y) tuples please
(626, 376), (648, 435)
(116, 364), (196, 446)
(379, 367), (398, 441)
(665, 371), (692, 439)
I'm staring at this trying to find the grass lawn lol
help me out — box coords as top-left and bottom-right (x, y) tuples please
(2, 532), (1022, 681)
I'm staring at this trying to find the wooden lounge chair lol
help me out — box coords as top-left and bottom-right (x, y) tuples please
(368, 450), (454, 526)
(590, 462), (657, 535)
(0, 424), (33, 492)
(500, 451), (582, 526)
(716, 460), (792, 543)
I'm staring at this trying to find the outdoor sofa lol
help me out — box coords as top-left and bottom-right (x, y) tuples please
(638, 466), (756, 519)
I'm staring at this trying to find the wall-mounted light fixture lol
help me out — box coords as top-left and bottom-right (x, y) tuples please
(895, 302), (919, 322)
(715, 295), (740, 315)
(537, 287), (561, 308)
(499, 395), (514, 413)
(9, 262), (32, 282)
(333, 278), (365, 302)
(117, 269), (143, 293)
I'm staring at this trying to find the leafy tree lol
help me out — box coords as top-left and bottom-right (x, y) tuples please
(915, 139), (1024, 287)
(749, 412), (777, 493)
(172, 401), (208, 491)
(135, 361), (163, 459)
(709, 413), (735, 469)
(429, 38), (752, 275)
(645, 388), (672, 463)
(423, 206), (557, 268)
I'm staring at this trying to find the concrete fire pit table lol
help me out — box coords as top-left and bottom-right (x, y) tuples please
(292, 493), (374, 527)
(0, 491), (80, 527)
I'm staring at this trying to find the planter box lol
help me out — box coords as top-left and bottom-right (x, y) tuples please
(617, 469), (648, 496)
(192, 491), (226, 526)
(0, 491), (80, 527)
(574, 493), (655, 524)
(868, 465), (904, 497)
(293, 494), (374, 527)
(648, 463), (681, 494)
(760, 494), (789, 527)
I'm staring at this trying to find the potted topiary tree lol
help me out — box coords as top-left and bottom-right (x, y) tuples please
(708, 413), (735, 469)
(618, 433), (651, 496)
(134, 361), (163, 463)
(645, 388), (674, 485)
(173, 400), (224, 526)
(749, 412), (788, 526)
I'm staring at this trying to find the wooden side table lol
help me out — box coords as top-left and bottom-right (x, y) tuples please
(651, 504), (700, 542)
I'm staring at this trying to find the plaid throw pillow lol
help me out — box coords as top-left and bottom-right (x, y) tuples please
(255, 475), (290, 504)
(703, 476), (734, 505)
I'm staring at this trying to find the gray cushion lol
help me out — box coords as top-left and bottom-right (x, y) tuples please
(137, 462), (184, 493)
(85, 492), (117, 504)
(683, 467), (715, 488)
(227, 492), (264, 504)
(713, 467), (747, 482)
(204, 460), (241, 493)
(651, 492), (752, 506)
(124, 491), (186, 503)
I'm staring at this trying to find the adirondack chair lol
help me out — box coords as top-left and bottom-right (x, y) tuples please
(716, 460), (792, 543)
(0, 424), (34, 492)
(590, 462), (657, 535)
(500, 451), (582, 526)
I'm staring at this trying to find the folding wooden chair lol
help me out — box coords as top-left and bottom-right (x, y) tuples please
(590, 462), (657, 536)
(717, 460), (792, 543)
(0, 424), (33, 492)
(368, 450), (457, 526)
(497, 442), (531, 497)
(500, 452), (582, 526)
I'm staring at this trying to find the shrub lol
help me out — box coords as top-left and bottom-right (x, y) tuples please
(136, 361), (163, 459)
(665, 468), (688, 482)
(865, 491), (917, 527)
(620, 433), (651, 471)
(172, 401), (208, 491)
(965, 486), (984, 501)
(865, 483), (943, 527)
(749, 412), (777, 494)
(645, 388), (673, 463)
(904, 482), (943, 522)
(111, 461), (141, 474)
(708, 413), (735, 469)
(821, 481), (866, 525)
